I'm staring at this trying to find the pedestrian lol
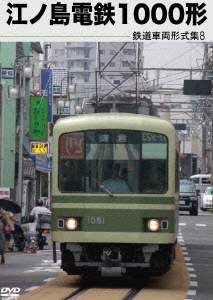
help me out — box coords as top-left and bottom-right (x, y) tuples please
(4, 211), (18, 252)
(45, 193), (52, 211)
(0, 207), (7, 264)
(29, 199), (51, 224)
(22, 215), (39, 252)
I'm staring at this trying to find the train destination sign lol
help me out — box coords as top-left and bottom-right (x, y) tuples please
(30, 142), (49, 154)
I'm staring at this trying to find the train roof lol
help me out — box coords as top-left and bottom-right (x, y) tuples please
(54, 113), (175, 137)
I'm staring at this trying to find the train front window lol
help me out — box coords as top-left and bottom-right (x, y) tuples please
(140, 132), (168, 193)
(58, 130), (168, 194)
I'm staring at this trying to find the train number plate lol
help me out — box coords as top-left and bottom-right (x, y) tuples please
(87, 216), (105, 225)
(179, 200), (185, 205)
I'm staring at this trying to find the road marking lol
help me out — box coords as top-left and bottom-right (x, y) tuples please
(189, 274), (197, 278)
(186, 290), (196, 296)
(179, 227), (197, 300)
(41, 259), (61, 266)
(25, 286), (40, 292)
(184, 257), (191, 261)
(187, 267), (195, 272)
(43, 278), (56, 282)
(23, 261), (63, 294)
(190, 281), (198, 287)
(24, 260), (62, 273)
(179, 222), (208, 229)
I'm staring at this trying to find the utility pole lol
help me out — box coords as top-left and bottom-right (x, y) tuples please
(208, 43), (213, 210)
(201, 43), (209, 174)
(211, 104), (213, 185)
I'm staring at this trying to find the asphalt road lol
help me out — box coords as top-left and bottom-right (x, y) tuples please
(0, 234), (62, 298)
(179, 208), (213, 300)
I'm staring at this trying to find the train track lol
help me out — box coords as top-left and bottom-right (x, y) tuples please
(64, 288), (88, 300)
(65, 287), (141, 300)
(120, 289), (140, 300)
(17, 244), (189, 300)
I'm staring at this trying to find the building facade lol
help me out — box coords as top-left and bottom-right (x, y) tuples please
(49, 42), (144, 103)
(0, 42), (43, 221)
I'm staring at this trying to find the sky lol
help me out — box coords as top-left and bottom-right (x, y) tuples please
(142, 42), (205, 89)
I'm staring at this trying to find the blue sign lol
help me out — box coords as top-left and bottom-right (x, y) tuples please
(40, 69), (53, 123)
(30, 155), (52, 173)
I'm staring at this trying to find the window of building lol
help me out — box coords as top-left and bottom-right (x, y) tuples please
(55, 49), (64, 55)
(113, 80), (120, 85)
(122, 61), (135, 67)
(84, 74), (89, 82)
(76, 49), (84, 56)
(55, 62), (65, 67)
(109, 50), (116, 55)
(122, 61), (130, 67)
(123, 49), (136, 55)
(67, 61), (75, 69)
(67, 49), (74, 58)
(84, 62), (89, 70)
(109, 62), (115, 67)
(84, 49), (90, 58)
(122, 74), (129, 79)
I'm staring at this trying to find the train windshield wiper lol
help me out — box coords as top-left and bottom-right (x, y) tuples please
(94, 179), (113, 197)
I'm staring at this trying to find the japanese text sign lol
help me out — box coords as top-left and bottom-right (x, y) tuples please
(30, 96), (48, 141)
(0, 0), (213, 41)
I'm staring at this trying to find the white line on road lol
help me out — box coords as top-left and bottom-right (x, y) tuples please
(189, 273), (197, 278)
(24, 286), (40, 292)
(186, 290), (196, 296)
(190, 281), (198, 287)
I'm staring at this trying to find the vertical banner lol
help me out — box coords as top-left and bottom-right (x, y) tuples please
(40, 69), (53, 123)
(30, 96), (48, 140)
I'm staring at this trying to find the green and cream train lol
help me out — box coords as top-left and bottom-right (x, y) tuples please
(51, 113), (179, 279)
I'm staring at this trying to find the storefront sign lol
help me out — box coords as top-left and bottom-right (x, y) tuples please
(0, 187), (10, 198)
(30, 142), (49, 154)
(30, 96), (48, 140)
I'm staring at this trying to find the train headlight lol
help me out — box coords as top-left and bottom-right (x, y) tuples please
(66, 218), (78, 230)
(147, 219), (160, 232)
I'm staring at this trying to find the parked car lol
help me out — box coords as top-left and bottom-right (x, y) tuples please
(179, 180), (198, 216)
(200, 186), (213, 211)
(189, 174), (211, 194)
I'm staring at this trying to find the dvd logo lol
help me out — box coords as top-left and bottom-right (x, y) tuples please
(0, 287), (21, 296)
